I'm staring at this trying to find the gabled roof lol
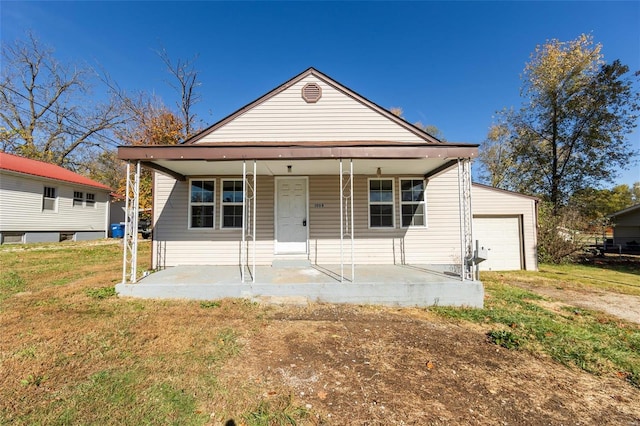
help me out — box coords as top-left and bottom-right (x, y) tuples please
(0, 152), (112, 191)
(607, 203), (640, 219)
(472, 182), (540, 201)
(118, 67), (478, 180)
(182, 67), (445, 145)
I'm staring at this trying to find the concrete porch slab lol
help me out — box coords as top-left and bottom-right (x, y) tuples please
(115, 264), (484, 308)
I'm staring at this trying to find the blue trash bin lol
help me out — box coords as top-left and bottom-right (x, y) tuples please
(110, 223), (124, 238)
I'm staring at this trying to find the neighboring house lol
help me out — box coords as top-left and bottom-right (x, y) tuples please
(116, 68), (535, 306)
(0, 152), (112, 244)
(608, 204), (640, 251)
(471, 183), (538, 271)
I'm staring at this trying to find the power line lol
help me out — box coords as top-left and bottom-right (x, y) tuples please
(1, 85), (125, 149)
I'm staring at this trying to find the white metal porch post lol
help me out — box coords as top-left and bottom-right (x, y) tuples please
(350, 159), (354, 281)
(121, 161), (140, 284)
(252, 160), (256, 282)
(241, 160), (256, 283)
(241, 161), (246, 283)
(339, 159), (355, 282)
(457, 158), (473, 281)
(340, 160), (344, 281)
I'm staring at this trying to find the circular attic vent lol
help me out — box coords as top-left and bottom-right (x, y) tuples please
(302, 82), (322, 103)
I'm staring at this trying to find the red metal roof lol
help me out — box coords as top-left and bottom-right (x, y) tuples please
(0, 152), (112, 191)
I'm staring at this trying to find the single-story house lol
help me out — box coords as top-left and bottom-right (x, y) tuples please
(0, 152), (112, 244)
(608, 204), (640, 251)
(115, 68), (535, 307)
(472, 183), (538, 271)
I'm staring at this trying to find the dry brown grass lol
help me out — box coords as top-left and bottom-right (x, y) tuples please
(1, 241), (639, 425)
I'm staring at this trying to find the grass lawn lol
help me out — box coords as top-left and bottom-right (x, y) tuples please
(433, 272), (640, 387)
(432, 257), (640, 388)
(481, 258), (640, 296)
(1, 241), (639, 425)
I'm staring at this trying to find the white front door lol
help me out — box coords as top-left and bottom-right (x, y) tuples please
(276, 178), (308, 254)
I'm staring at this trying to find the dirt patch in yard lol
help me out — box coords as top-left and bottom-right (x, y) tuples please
(217, 304), (640, 425)
(521, 286), (640, 324)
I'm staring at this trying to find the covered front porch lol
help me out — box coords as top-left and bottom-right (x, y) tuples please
(116, 143), (483, 307)
(115, 263), (484, 307)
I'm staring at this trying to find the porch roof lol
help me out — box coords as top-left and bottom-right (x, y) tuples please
(118, 141), (478, 181)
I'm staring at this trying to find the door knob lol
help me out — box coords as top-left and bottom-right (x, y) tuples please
(303, 219), (307, 226)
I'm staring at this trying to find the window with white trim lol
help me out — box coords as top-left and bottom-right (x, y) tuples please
(85, 193), (96, 207)
(400, 179), (426, 227)
(43, 186), (57, 211)
(73, 191), (84, 207)
(189, 180), (215, 228)
(221, 180), (243, 228)
(368, 178), (394, 228)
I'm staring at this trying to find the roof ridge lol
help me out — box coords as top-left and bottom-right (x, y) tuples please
(179, 67), (445, 145)
(0, 152), (112, 191)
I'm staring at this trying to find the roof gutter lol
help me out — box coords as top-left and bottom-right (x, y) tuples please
(118, 144), (478, 162)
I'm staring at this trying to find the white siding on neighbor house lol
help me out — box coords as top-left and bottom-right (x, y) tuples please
(196, 75), (427, 144)
(471, 185), (538, 271)
(152, 168), (464, 269)
(0, 171), (110, 234)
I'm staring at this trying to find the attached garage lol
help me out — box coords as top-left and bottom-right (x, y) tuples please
(472, 184), (538, 271)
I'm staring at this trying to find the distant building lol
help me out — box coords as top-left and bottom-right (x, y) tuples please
(608, 204), (640, 251)
(0, 152), (112, 244)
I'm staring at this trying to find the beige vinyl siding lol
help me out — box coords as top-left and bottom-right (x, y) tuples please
(152, 172), (275, 268)
(0, 171), (109, 233)
(471, 185), (538, 271)
(196, 75), (426, 143)
(308, 170), (461, 265)
(153, 168), (464, 268)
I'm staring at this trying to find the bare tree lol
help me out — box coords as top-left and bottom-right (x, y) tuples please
(0, 32), (125, 167)
(389, 107), (445, 140)
(157, 48), (202, 138)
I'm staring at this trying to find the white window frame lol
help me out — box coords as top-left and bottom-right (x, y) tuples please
(220, 179), (244, 229)
(188, 179), (216, 229)
(73, 191), (84, 207)
(43, 186), (57, 212)
(368, 178), (395, 229)
(400, 178), (427, 228)
(85, 193), (96, 207)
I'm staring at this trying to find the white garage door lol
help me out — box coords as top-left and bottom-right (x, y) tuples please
(473, 216), (523, 271)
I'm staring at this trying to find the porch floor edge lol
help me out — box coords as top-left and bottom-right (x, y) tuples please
(116, 277), (484, 308)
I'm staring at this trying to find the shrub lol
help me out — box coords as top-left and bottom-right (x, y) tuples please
(487, 330), (521, 349)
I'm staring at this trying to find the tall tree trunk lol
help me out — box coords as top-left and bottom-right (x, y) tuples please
(551, 104), (560, 216)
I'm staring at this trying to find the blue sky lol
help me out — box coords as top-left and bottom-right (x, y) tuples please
(2, 1), (639, 186)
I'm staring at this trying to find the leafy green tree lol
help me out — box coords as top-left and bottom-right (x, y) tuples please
(632, 182), (640, 204)
(478, 121), (522, 188)
(478, 34), (640, 214)
(569, 184), (635, 221)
